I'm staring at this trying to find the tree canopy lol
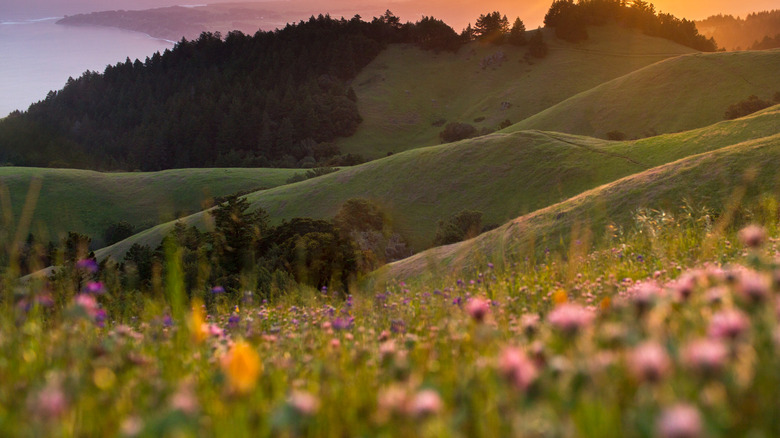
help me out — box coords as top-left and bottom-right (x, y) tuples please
(544, 0), (717, 50)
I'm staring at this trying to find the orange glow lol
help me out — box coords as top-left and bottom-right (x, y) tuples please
(380, 0), (779, 30)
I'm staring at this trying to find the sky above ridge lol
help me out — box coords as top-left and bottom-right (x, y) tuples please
(3, 0), (778, 28)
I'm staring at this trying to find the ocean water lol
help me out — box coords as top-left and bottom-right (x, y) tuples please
(0, 17), (173, 117)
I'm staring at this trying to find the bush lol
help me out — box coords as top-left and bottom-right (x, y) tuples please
(724, 95), (774, 120)
(440, 122), (478, 143)
(433, 210), (484, 246)
(104, 221), (135, 246)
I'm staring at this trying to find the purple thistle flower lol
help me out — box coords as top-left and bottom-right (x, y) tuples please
(83, 281), (106, 295)
(211, 286), (225, 294)
(76, 259), (98, 273)
(332, 317), (354, 330)
(390, 319), (406, 334)
(95, 308), (107, 328)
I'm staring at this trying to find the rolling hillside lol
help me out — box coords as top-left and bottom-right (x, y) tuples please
(337, 26), (696, 158)
(95, 106), (780, 262)
(505, 49), (780, 139)
(0, 167), (299, 248)
(385, 115), (780, 282)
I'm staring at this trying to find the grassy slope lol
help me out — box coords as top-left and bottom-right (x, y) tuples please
(385, 122), (780, 282)
(505, 49), (780, 139)
(0, 167), (299, 247)
(337, 26), (695, 158)
(95, 106), (780, 262)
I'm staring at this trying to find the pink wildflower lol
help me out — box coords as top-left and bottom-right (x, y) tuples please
(466, 297), (490, 322)
(683, 338), (729, 374)
(708, 309), (749, 340)
(628, 341), (671, 383)
(656, 403), (703, 438)
(630, 282), (663, 310)
(498, 347), (538, 391)
(30, 381), (67, 419)
(520, 313), (540, 335)
(74, 294), (98, 317)
(737, 270), (771, 304)
(288, 390), (320, 416)
(410, 389), (443, 417)
(548, 303), (595, 335)
(738, 224), (766, 248)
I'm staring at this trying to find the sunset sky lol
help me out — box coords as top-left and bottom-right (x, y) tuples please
(4, 0), (778, 28)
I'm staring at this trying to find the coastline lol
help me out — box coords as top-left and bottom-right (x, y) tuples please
(0, 17), (173, 116)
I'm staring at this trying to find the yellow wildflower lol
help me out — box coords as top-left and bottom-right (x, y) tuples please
(188, 299), (209, 344)
(221, 340), (262, 394)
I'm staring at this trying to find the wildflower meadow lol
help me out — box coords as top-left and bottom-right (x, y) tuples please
(3, 202), (780, 437)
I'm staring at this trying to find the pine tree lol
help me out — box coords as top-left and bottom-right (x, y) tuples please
(508, 17), (527, 45)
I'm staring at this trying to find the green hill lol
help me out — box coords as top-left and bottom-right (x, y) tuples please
(385, 121), (780, 282)
(337, 26), (696, 158)
(504, 49), (780, 139)
(95, 106), (780, 262)
(0, 167), (298, 248)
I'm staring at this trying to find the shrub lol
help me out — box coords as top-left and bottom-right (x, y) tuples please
(606, 130), (627, 141)
(724, 95), (773, 120)
(103, 221), (135, 246)
(440, 122), (478, 143)
(433, 210), (484, 246)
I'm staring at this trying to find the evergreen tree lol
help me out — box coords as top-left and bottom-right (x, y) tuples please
(474, 12), (510, 44)
(508, 17), (527, 45)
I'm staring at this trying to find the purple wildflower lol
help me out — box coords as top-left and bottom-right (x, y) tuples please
(83, 281), (106, 295)
(76, 259), (98, 273)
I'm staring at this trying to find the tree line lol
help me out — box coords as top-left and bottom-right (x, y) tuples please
(544, 0), (717, 51)
(696, 10), (780, 51)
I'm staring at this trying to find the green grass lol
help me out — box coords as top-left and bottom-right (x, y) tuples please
(337, 26), (695, 158)
(96, 106), (780, 262)
(504, 49), (780, 139)
(384, 126), (780, 282)
(0, 167), (299, 248)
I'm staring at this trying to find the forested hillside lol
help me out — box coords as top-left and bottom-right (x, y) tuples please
(697, 10), (780, 51)
(0, 13), (460, 170)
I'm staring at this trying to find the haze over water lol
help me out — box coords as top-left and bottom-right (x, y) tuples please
(0, 17), (172, 117)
